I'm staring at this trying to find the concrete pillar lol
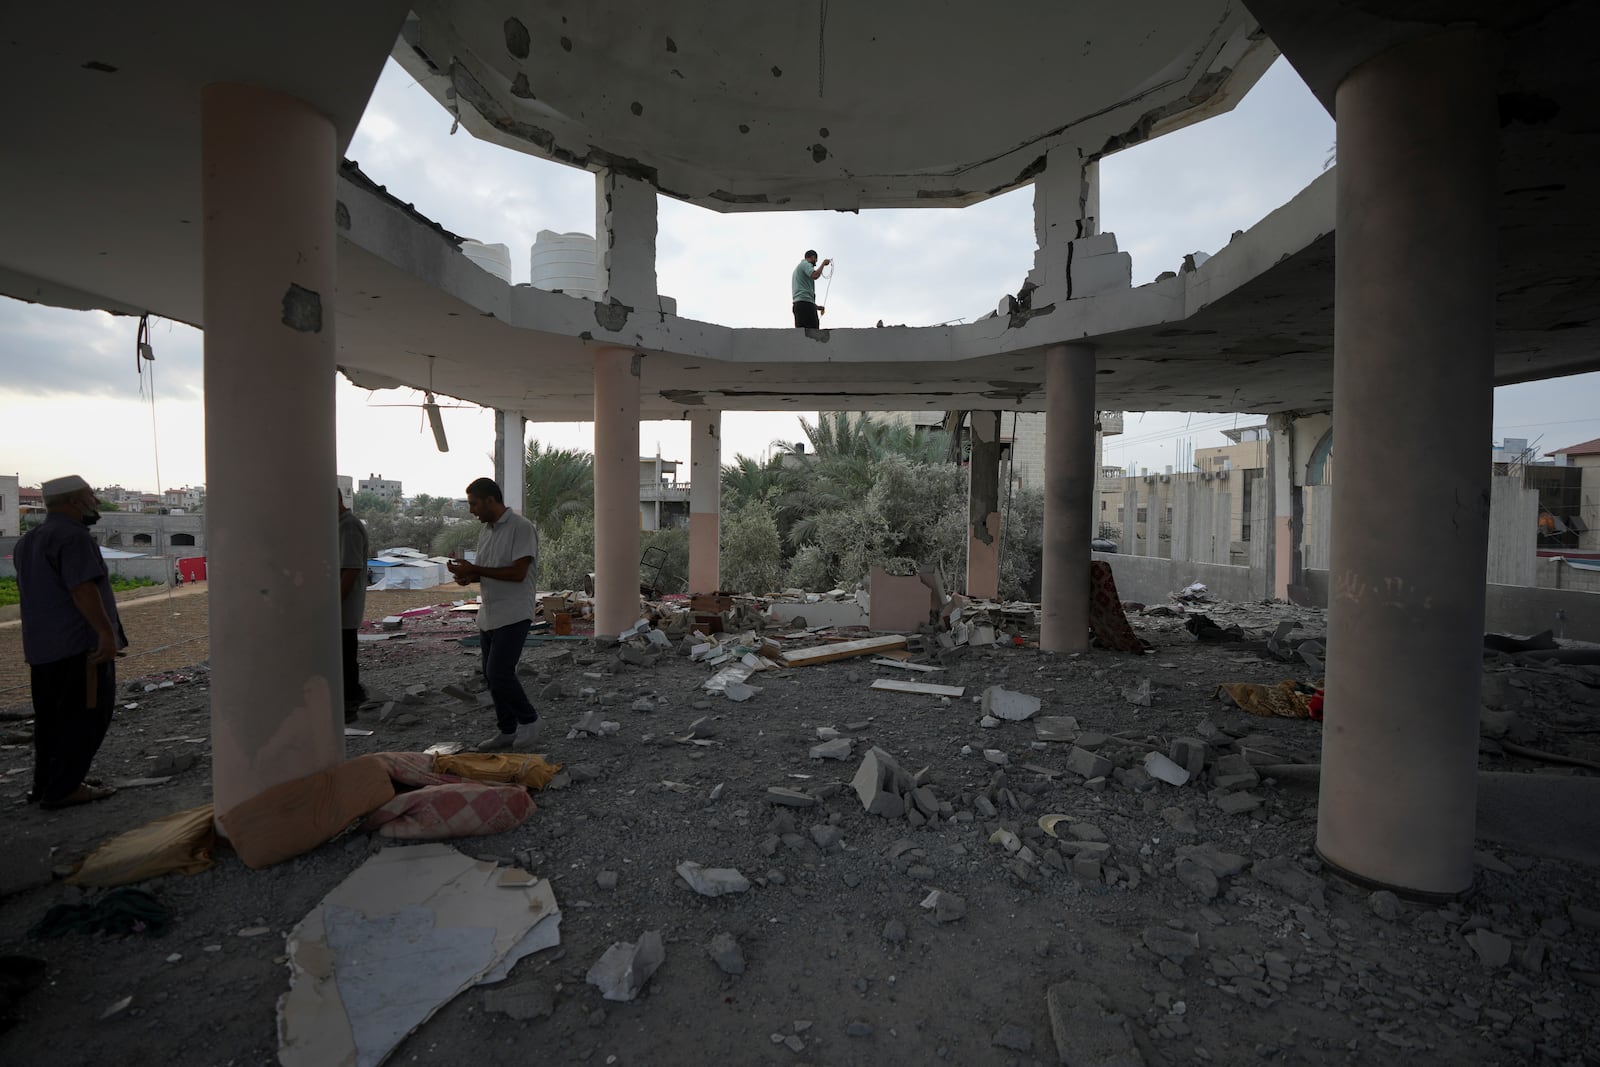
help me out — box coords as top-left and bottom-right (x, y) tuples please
(689, 410), (722, 593)
(595, 170), (658, 309)
(201, 84), (342, 815)
(1318, 29), (1499, 898)
(1040, 344), (1095, 652)
(1143, 477), (1165, 558)
(1266, 413), (1300, 600)
(967, 411), (1002, 599)
(593, 347), (641, 638)
(1121, 482), (1139, 554)
(496, 409), (526, 514)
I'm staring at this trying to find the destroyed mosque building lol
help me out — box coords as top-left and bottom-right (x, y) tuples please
(3, 0), (1599, 909)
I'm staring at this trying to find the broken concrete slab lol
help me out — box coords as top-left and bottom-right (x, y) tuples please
(707, 932), (745, 975)
(808, 737), (853, 760)
(1215, 791), (1263, 815)
(1033, 716), (1079, 742)
(919, 889), (966, 923)
(1465, 928), (1512, 969)
(851, 747), (912, 818)
(1143, 751), (1190, 786)
(766, 787), (818, 808)
(586, 930), (665, 1002)
(1046, 979), (1142, 1067)
(676, 861), (751, 898)
(1121, 677), (1152, 707)
(1064, 746), (1113, 780)
(982, 686), (1042, 722)
(1173, 843), (1249, 878)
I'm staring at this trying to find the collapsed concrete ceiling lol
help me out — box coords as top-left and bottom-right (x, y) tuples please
(394, 0), (1276, 211)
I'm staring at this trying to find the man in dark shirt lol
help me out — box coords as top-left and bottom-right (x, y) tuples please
(15, 475), (127, 809)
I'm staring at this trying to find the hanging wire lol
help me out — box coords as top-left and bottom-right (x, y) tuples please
(135, 316), (175, 598)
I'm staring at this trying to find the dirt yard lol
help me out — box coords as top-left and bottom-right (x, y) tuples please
(1, 593), (1597, 1066)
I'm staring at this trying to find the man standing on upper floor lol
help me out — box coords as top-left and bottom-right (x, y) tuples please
(791, 249), (831, 328)
(337, 488), (371, 723)
(446, 476), (543, 752)
(15, 475), (126, 809)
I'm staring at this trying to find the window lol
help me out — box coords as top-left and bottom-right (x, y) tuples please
(132, 533), (153, 546)
(171, 533), (196, 547)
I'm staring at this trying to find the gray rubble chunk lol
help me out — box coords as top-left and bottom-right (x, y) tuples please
(990, 1023), (1033, 1052)
(1169, 736), (1208, 776)
(1250, 856), (1326, 908)
(1121, 677), (1152, 707)
(482, 980), (554, 1020)
(1175, 859), (1219, 901)
(1142, 751), (1190, 786)
(676, 860), (751, 897)
(1215, 791), (1262, 815)
(585, 930), (665, 1002)
(809, 824), (843, 851)
(723, 682), (757, 702)
(1034, 716), (1079, 742)
(982, 686), (1042, 722)
(1142, 926), (1199, 962)
(631, 697), (656, 712)
(1173, 843), (1249, 878)
(852, 747), (908, 817)
(1465, 928), (1512, 969)
(1064, 746), (1113, 780)
(1159, 807), (1198, 835)
(882, 919), (907, 943)
(707, 932), (746, 975)
(766, 787), (818, 807)
(1046, 979), (1144, 1067)
(921, 889), (966, 923)
(809, 737), (853, 760)
(1370, 890), (1400, 922)
(846, 1020), (875, 1037)
(596, 870), (619, 891)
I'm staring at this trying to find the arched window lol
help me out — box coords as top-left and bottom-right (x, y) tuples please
(132, 533), (153, 546)
(170, 533), (196, 547)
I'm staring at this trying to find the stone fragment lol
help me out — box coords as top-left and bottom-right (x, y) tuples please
(1215, 791), (1262, 815)
(586, 931), (665, 1002)
(766, 787), (818, 807)
(1046, 979), (1143, 1067)
(1173, 843), (1249, 878)
(846, 1020), (875, 1037)
(882, 919), (907, 943)
(809, 824), (843, 851)
(1160, 807), (1198, 835)
(723, 682), (756, 702)
(1068, 822), (1107, 842)
(1212, 753), (1259, 789)
(815, 726), (841, 740)
(1073, 856), (1103, 883)
(982, 686), (1042, 721)
(919, 890), (966, 923)
(1143, 751), (1190, 787)
(1169, 736), (1207, 776)
(1250, 856), (1325, 908)
(974, 795), (997, 819)
(676, 860), (751, 898)
(990, 1024), (1033, 1052)
(482, 980), (554, 1020)
(983, 749), (1008, 765)
(707, 932), (745, 975)
(596, 870), (619, 891)
(852, 747), (909, 818)
(1370, 890), (1400, 922)
(1064, 746), (1113, 780)
(1142, 926), (1199, 962)
(1175, 859), (1219, 901)
(1121, 677), (1152, 707)
(1465, 928), (1512, 969)
(1034, 716), (1079, 742)
(809, 737), (853, 760)
(630, 697), (656, 712)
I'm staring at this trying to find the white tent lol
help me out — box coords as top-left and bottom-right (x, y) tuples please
(367, 551), (449, 590)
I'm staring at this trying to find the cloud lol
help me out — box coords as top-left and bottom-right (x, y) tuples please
(0, 301), (202, 402)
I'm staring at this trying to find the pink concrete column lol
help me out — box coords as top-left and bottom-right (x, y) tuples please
(966, 411), (1001, 599)
(593, 347), (641, 637)
(1318, 29), (1499, 897)
(201, 84), (342, 815)
(1040, 344), (1096, 651)
(688, 410), (721, 593)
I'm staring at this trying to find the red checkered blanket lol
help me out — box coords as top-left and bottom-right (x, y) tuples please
(362, 782), (535, 840)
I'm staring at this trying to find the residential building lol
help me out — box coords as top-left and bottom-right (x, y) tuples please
(337, 475), (353, 508)
(358, 473), (403, 507)
(0, 475), (17, 538)
(1546, 437), (1600, 550)
(639, 454), (690, 531)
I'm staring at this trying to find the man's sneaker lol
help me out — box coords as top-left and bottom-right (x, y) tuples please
(511, 719), (544, 753)
(478, 731), (516, 752)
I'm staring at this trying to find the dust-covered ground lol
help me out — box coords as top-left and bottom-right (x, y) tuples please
(1, 590), (1598, 1067)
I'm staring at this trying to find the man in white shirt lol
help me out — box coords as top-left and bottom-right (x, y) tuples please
(446, 476), (543, 751)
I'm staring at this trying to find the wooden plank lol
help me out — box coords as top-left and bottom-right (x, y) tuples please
(869, 678), (966, 698)
(779, 634), (908, 667)
(870, 657), (942, 673)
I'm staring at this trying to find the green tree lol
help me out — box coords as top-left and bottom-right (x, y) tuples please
(541, 512), (595, 590)
(720, 502), (783, 593)
(523, 440), (595, 531)
(431, 520), (481, 557)
(353, 490), (391, 515)
(640, 526), (689, 594)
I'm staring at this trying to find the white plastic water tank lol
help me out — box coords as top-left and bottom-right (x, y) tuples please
(529, 230), (598, 298)
(460, 240), (513, 283)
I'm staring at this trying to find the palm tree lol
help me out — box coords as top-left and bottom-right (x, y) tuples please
(523, 440), (595, 531)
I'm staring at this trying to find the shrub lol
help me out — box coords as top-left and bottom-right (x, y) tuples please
(720, 502), (783, 593)
(540, 513), (595, 590)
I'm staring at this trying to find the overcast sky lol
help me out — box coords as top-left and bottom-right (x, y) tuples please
(3, 56), (1597, 495)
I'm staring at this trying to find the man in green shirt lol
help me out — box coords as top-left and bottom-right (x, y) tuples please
(791, 250), (831, 327)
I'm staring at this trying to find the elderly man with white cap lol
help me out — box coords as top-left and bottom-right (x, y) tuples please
(14, 475), (126, 809)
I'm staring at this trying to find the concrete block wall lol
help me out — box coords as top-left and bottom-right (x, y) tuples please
(1092, 551), (1255, 605)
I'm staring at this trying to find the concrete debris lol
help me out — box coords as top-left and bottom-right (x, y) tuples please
(1122, 677), (1152, 707)
(1168, 736), (1208, 777)
(1211, 752), (1259, 791)
(979, 715), (1000, 729)
(882, 919), (907, 943)
(815, 726), (841, 740)
(1142, 751), (1190, 786)
(1159, 807), (1198, 835)
(1173, 843), (1249, 878)
(1250, 856), (1325, 908)
(1064, 746), (1113, 780)
(596, 870), (619, 890)
(706, 932), (745, 975)
(981, 686), (1041, 721)
(1046, 980), (1142, 1067)
(482, 980), (554, 1020)
(983, 748), (1009, 765)
(919, 889), (966, 923)
(766, 787), (818, 808)
(1142, 925), (1199, 962)
(808, 738), (853, 761)
(630, 697), (656, 713)
(1215, 791), (1262, 815)
(586, 930), (665, 1002)
(851, 747), (916, 819)
(676, 861), (751, 898)
(723, 682), (757, 702)
(810, 824), (843, 851)
(1464, 928), (1512, 969)
(1175, 858), (1219, 901)
(1370, 890), (1400, 922)
(1034, 716), (1079, 742)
